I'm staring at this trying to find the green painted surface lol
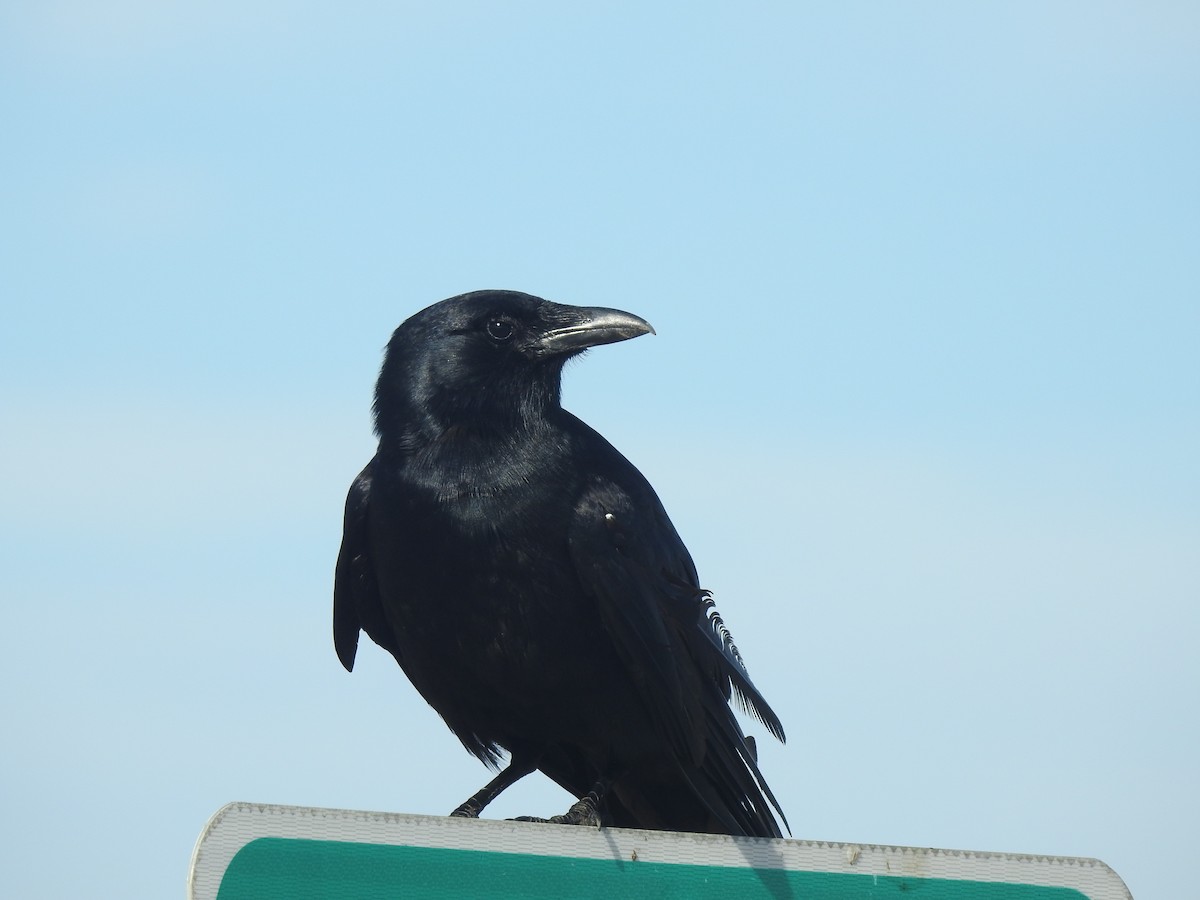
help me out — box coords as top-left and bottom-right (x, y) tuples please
(216, 837), (1087, 900)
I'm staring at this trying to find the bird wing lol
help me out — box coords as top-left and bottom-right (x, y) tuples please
(569, 479), (785, 740)
(333, 459), (400, 671)
(568, 480), (707, 765)
(567, 478), (788, 835)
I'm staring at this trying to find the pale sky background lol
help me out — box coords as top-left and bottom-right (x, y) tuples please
(2, 3), (1197, 898)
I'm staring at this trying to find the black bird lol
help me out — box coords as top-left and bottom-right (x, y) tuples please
(334, 290), (787, 837)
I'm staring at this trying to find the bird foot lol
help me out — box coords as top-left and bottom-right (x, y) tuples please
(449, 800), (483, 818)
(512, 796), (601, 827)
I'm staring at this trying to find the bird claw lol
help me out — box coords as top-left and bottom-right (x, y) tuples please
(510, 796), (601, 827)
(555, 797), (603, 826)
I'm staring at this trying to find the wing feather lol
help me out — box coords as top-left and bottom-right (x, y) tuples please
(333, 460), (400, 670)
(567, 480), (787, 835)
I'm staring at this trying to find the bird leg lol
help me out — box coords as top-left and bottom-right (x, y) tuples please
(513, 778), (609, 827)
(450, 756), (538, 818)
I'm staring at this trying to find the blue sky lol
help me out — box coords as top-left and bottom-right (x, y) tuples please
(2, 2), (1196, 897)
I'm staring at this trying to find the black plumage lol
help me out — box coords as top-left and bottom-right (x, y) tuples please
(334, 289), (787, 837)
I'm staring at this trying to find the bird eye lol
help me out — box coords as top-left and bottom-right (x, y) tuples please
(486, 317), (515, 342)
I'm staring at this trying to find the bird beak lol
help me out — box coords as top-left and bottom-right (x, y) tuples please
(532, 304), (655, 357)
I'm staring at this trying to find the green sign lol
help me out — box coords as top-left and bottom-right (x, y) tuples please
(189, 803), (1131, 900)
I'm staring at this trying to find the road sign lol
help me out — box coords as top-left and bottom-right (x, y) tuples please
(189, 802), (1131, 899)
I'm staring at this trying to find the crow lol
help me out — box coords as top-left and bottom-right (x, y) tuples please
(334, 289), (787, 837)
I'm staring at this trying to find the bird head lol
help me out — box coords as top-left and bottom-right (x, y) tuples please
(373, 290), (654, 445)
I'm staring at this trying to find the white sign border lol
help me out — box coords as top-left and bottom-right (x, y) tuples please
(189, 802), (1131, 900)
